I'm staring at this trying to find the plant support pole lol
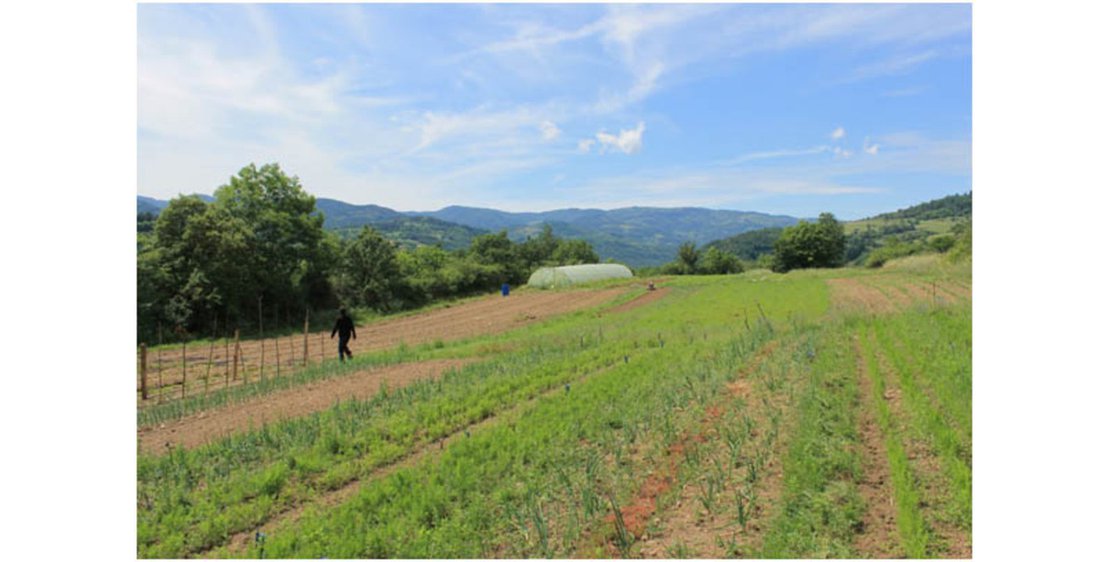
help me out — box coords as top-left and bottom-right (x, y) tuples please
(181, 340), (187, 400)
(303, 309), (309, 367)
(140, 343), (148, 401)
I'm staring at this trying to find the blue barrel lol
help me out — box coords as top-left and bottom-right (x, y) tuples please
(501, 283), (510, 297)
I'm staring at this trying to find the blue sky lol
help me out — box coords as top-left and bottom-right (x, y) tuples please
(138, 3), (971, 219)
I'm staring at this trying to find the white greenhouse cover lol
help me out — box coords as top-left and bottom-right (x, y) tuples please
(527, 263), (633, 288)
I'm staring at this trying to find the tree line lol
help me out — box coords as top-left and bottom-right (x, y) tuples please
(137, 163), (600, 342)
(653, 212), (848, 275)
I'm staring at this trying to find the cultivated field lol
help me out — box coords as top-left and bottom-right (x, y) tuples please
(137, 257), (971, 558)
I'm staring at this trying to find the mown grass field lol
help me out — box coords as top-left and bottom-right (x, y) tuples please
(137, 256), (971, 558)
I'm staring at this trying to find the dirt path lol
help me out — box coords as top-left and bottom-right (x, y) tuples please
(605, 286), (671, 315)
(626, 342), (786, 558)
(871, 337), (972, 558)
(139, 359), (474, 455)
(828, 278), (898, 315)
(138, 287), (627, 401)
(852, 337), (902, 558)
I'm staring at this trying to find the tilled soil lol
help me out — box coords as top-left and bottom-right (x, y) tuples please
(138, 359), (474, 455)
(138, 287), (628, 401)
(852, 337), (903, 558)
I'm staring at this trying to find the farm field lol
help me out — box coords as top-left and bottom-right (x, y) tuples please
(135, 286), (628, 404)
(136, 257), (971, 558)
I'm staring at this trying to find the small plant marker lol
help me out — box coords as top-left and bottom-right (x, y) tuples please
(181, 340), (187, 399)
(303, 310), (309, 367)
(140, 343), (148, 400)
(231, 329), (240, 386)
(204, 339), (215, 396)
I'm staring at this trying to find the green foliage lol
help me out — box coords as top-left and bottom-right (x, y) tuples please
(771, 213), (846, 272)
(874, 192), (971, 222)
(137, 164), (333, 341)
(550, 239), (599, 265)
(334, 226), (404, 312)
(698, 246), (744, 275)
(703, 227), (784, 261)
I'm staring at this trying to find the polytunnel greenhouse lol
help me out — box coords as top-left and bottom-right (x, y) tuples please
(527, 263), (634, 289)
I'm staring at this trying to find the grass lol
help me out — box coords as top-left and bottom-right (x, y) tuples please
(136, 262), (970, 559)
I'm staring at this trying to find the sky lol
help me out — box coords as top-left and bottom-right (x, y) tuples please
(138, 2), (971, 219)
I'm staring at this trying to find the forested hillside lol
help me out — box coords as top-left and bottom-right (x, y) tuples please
(703, 193), (972, 268)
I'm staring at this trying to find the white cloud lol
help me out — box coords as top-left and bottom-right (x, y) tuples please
(595, 122), (646, 155)
(848, 50), (937, 82)
(830, 126), (846, 140)
(540, 120), (561, 141)
(833, 146), (854, 158)
(577, 138), (596, 153)
(727, 146), (830, 165)
(863, 140), (880, 155)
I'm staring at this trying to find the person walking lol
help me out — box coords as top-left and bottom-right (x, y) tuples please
(331, 308), (356, 362)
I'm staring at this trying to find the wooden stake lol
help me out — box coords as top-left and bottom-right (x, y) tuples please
(303, 310), (309, 367)
(224, 335), (230, 387)
(320, 332), (325, 363)
(140, 343), (148, 401)
(288, 331), (295, 369)
(181, 340), (187, 400)
(231, 329), (240, 386)
(157, 324), (164, 404)
(259, 338), (266, 383)
(204, 339), (215, 396)
(275, 337), (281, 378)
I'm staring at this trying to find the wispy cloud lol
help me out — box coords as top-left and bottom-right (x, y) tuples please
(725, 146), (830, 165)
(848, 50), (937, 82)
(539, 120), (561, 141)
(594, 122), (646, 155)
(830, 127), (846, 140)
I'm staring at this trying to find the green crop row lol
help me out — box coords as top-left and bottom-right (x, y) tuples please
(759, 323), (868, 558)
(242, 320), (779, 557)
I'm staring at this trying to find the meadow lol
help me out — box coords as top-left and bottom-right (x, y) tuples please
(136, 256), (971, 558)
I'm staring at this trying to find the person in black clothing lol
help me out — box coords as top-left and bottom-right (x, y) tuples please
(331, 308), (356, 361)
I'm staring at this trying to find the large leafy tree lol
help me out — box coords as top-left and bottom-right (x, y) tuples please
(213, 163), (327, 316)
(469, 230), (522, 284)
(699, 246), (743, 274)
(139, 163), (332, 338)
(334, 226), (403, 312)
(551, 239), (599, 265)
(771, 212), (846, 272)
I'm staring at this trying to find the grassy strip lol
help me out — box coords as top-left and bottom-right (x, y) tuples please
(872, 310), (972, 533)
(758, 323), (866, 558)
(858, 324), (931, 557)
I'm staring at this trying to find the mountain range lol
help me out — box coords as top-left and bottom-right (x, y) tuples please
(137, 194), (800, 266)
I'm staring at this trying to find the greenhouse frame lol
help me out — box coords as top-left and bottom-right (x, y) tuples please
(526, 263), (634, 289)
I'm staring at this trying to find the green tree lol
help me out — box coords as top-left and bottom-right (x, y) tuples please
(515, 224), (560, 270)
(771, 213), (846, 272)
(469, 230), (522, 284)
(699, 246), (743, 274)
(335, 226), (403, 312)
(212, 163), (327, 318)
(551, 239), (599, 265)
(676, 241), (700, 274)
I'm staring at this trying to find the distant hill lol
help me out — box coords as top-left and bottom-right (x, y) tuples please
(139, 195), (801, 266)
(704, 192), (972, 265)
(704, 227), (785, 261)
(872, 192), (971, 222)
(412, 206), (799, 266)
